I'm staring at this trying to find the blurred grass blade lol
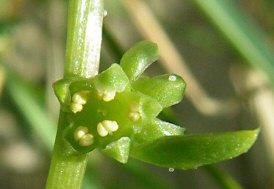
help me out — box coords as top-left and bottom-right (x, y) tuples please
(3, 65), (56, 149)
(204, 165), (243, 189)
(103, 26), (124, 61)
(122, 161), (177, 189)
(193, 0), (274, 89)
(131, 129), (259, 170)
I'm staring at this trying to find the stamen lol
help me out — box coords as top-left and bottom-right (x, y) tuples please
(74, 126), (88, 141)
(70, 91), (89, 113)
(97, 120), (119, 137)
(97, 122), (108, 137)
(70, 103), (83, 114)
(97, 90), (116, 102)
(103, 120), (119, 133)
(102, 91), (116, 102)
(79, 134), (94, 146)
(128, 103), (141, 121)
(74, 126), (94, 146)
(129, 112), (140, 121)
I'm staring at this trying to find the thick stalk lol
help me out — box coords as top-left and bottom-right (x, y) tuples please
(65, 0), (104, 78)
(46, 0), (104, 189)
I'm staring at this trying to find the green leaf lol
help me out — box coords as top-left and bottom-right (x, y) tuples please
(120, 40), (159, 81)
(133, 74), (186, 108)
(130, 129), (259, 170)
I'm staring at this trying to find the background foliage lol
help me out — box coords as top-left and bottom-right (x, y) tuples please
(0, 0), (273, 188)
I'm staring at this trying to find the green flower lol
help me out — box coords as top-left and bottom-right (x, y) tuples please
(54, 41), (258, 169)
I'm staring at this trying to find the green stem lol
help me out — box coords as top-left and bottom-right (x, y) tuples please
(46, 0), (104, 188)
(65, 0), (104, 78)
(46, 112), (88, 189)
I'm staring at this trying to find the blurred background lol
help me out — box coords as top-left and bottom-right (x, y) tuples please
(0, 0), (274, 188)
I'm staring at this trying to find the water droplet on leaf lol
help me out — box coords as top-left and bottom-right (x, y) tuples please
(168, 168), (174, 172)
(104, 10), (108, 17)
(168, 75), (177, 81)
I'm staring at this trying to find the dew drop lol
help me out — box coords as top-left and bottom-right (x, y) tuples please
(168, 75), (177, 81)
(104, 10), (108, 17)
(168, 168), (175, 172)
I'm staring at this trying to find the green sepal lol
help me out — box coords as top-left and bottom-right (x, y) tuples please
(94, 63), (129, 93)
(130, 129), (259, 170)
(120, 41), (159, 81)
(53, 79), (73, 110)
(139, 94), (163, 120)
(133, 119), (185, 144)
(53, 78), (92, 111)
(69, 78), (95, 96)
(101, 137), (131, 163)
(133, 74), (186, 108)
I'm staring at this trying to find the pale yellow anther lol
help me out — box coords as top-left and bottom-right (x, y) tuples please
(129, 112), (140, 121)
(97, 90), (116, 102)
(70, 103), (84, 114)
(79, 134), (94, 146)
(97, 120), (119, 137)
(72, 94), (84, 104)
(97, 122), (108, 137)
(104, 120), (119, 132)
(102, 91), (116, 102)
(72, 91), (89, 103)
(97, 90), (104, 97)
(74, 126), (89, 141)
(128, 103), (141, 121)
(70, 91), (89, 113)
(74, 126), (94, 146)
